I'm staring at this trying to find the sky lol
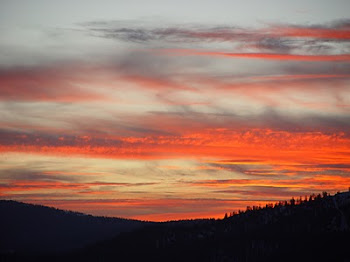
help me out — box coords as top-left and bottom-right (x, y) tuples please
(0, 0), (350, 221)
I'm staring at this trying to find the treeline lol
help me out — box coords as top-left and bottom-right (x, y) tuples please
(224, 191), (332, 219)
(66, 190), (350, 262)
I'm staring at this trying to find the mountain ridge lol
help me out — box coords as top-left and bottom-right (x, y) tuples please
(1, 191), (350, 261)
(0, 199), (148, 254)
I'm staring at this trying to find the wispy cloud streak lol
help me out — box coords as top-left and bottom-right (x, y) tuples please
(84, 19), (350, 54)
(154, 49), (350, 61)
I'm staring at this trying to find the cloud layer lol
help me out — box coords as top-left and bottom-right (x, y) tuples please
(1, 18), (350, 220)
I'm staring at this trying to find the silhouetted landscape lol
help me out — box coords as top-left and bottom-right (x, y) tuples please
(1, 191), (350, 262)
(0, 200), (148, 254)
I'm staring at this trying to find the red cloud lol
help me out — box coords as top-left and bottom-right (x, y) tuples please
(1, 129), (350, 166)
(189, 175), (350, 191)
(0, 66), (111, 102)
(270, 25), (350, 40)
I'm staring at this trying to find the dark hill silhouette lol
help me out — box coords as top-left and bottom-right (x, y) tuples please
(66, 191), (350, 262)
(1, 191), (350, 262)
(0, 200), (148, 254)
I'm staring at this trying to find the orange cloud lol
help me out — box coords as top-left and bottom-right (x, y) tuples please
(0, 180), (89, 192)
(270, 25), (350, 40)
(1, 129), (350, 162)
(189, 175), (350, 191)
(0, 180), (156, 195)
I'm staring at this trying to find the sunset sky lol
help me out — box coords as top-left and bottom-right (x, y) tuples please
(1, 0), (350, 221)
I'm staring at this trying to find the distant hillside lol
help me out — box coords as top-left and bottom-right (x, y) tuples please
(0, 200), (147, 254)
(2, 191), (350, 262)
(69, 191), (350, 262)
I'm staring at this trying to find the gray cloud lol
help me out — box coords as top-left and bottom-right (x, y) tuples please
(81, 19), (350, 54)
(148, 107), (350, 133)
(0, 169), (75, 182)
(0, 128), (122, 147)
